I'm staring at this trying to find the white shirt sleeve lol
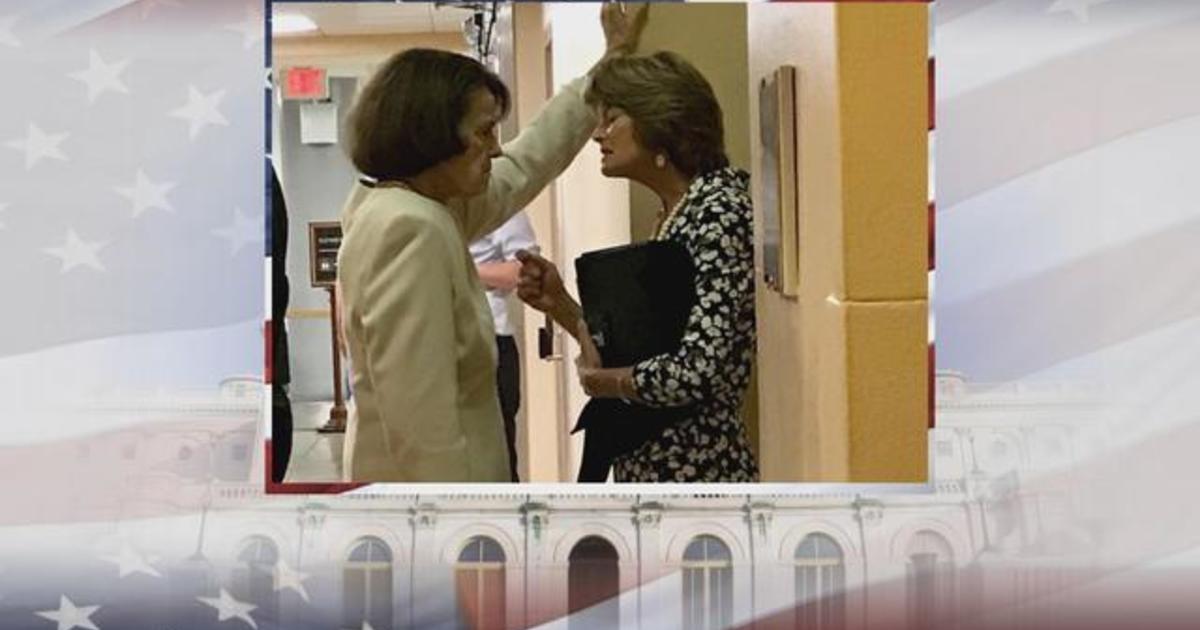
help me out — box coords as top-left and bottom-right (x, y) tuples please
(494, 212), (540, 260)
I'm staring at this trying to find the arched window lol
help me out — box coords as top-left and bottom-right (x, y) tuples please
(794, 533), (845, 629)
(568, 536), (620, 630)
(455, 536), (506, 630)
(682, 535), (733, 630)
(906, 530), (955, 629)
(232, 536), (279, 623)
(344, 537), (393, 630)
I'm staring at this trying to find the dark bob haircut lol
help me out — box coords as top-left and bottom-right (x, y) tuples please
(346, 48), (510, 180)
(585, 51), (728, 179)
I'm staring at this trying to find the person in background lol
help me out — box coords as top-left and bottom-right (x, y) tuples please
(470, 213), (540, 482)
(270, 167), (292, 483)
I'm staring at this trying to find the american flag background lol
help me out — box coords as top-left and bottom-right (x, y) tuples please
(0, 0), (1198, 629)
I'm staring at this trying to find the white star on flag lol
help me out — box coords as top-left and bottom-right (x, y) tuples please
(0, 14), (20, 48)
(225, 7), (264, 49)
(170, 85), (229, 140)
(211, 206), (261, 256)
(197, 589), (257, 629)
(1047, 0), (1114, 23)
(35, 596), (101, 630)
(273, 559), (311, 602)
(101, 544), (161, 579)
(114, 169), (175, 218)
(5, 123), (68, 170)
(44, 229), (106, 273)
(69, 49), (130, 104)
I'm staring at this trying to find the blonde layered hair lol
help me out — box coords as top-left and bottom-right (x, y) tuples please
(585, 51), (729, 178)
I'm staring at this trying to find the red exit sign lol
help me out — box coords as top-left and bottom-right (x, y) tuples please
(283, 66), (328, 100)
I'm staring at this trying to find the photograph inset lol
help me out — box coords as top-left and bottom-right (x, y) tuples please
(268, 2), (930, 486)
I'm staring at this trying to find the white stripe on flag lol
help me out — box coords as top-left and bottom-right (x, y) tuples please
(937, 0), (1200, 100)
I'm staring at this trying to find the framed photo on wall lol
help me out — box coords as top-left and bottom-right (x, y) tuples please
(308, 221), (342, 288)
(759, 65), (800, 297)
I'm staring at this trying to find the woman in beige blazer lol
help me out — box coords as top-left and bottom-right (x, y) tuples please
(336, 5), (646, 482)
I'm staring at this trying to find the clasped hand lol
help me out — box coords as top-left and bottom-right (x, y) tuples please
(514, 249), (565, 315)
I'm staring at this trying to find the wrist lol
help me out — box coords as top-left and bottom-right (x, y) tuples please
(551, 296), (580, 325)
(548, 301), (569, 324)
(615, 368), (637, 403)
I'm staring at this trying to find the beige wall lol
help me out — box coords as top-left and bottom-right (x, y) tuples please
(749, 3), (929, 481)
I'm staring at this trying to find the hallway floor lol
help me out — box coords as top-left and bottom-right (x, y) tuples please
(282, 400), (342, 483)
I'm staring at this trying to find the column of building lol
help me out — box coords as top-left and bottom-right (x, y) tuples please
(520, 500), (561, 626)
(744, 500), (777, 623)
(853, 497), (890, 630)
(632, 500), (664, 629)
(408, 502), (442, 628)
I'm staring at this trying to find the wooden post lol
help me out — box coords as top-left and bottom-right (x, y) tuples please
(317, 285), (347, 433)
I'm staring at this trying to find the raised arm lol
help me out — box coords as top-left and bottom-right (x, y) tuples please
(456, 77), (595, 242)
(456, 3), (648, 241)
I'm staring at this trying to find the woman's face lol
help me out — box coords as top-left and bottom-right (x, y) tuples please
(437, 87), (503, 197)
(592, 106), (653, 179)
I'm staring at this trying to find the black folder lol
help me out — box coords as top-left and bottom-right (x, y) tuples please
(571, 240), (698, 481)
(575, 240), (697, 367)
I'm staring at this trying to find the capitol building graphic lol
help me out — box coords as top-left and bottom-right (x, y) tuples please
(27, 372), (1106, 630)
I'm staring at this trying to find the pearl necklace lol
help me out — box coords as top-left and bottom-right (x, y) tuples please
(654, 191), (689, 240)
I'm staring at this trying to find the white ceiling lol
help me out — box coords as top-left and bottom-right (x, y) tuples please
(273, 2), (476, 37)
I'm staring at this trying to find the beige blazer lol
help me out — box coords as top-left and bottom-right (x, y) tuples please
(337, 77), (594, 482)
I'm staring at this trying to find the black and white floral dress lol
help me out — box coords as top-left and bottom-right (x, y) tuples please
(613, 167), (760, 482)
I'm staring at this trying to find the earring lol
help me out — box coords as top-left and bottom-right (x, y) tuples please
(655, 154), (667, 169)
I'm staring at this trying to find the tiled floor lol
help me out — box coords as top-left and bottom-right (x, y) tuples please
(282, 400), (343, 483)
